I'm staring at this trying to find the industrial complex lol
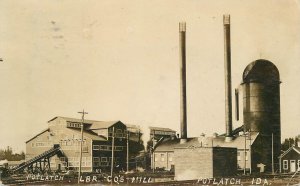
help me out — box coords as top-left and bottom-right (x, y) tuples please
(3, 14), (299, 184)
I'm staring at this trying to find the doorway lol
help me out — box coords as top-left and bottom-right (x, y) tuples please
(290, 160), (296, 172)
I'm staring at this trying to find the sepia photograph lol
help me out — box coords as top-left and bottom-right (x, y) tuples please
(0, 0), (300, 185)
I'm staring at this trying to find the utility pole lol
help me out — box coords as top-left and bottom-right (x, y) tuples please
(78, 109), (88, 184)
(126, 131), (129, 172)
(244, 129), (246, 175)
(110, 127), (115, 178)
(249, 129), (252, 174)
(272, 133), (274, 174)
(152, 130), (155, 173)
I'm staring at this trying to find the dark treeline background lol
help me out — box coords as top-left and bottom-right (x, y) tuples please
(0, 146), (25, 161)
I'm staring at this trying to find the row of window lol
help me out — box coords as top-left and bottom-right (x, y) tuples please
(67, 122), (82, 128)
(108, 133), (125, 138)
(49, 156), (121, 168)
(93, 145), (124, 151)
(31, 142), (52, 148)
(59, 140), (86, 146)
(151, 131), (176, 136)
(58, 157), (92, 167)
(283, 160), (300, 170)
(154, 153), (173, 162)
(93, 157), (120, 162)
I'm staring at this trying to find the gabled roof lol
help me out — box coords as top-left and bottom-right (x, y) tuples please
(26, 128), (50, 143)
(279, 146), (300, 159)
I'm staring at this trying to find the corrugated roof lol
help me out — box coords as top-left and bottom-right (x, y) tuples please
(154, 132), (259, 152)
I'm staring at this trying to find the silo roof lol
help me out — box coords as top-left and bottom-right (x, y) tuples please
(242, 59), (280, 84)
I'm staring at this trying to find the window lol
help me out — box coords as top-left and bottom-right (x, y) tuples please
(283, 160), (288, 170)
(161, 154), (165, 162)
(245, 152), (248, 161)
(169, 154), (173, 162)
(66, 141), (72, 146)
(237, 152), (241, 161)
(82, 146), (88, 152)
(115, 146), (123, 151)
(93, 145), (100, 150)
(93, 157), (100, 162)
(101, 157), (107, 162)
(100, 145), (108, 150)
(117, 129), (122, 133)
(154, 154), (158, 162)
(60, 157), (65, 162)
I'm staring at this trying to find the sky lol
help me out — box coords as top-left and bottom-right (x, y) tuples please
(0, 0), (299, 153)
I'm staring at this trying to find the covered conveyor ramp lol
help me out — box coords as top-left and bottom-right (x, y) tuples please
(13, 145), (61, 174)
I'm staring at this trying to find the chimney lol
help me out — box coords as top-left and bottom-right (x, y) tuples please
(179, 22), (187, 143)
(235, 88), (239, 121)
(223, 15), (233, 142)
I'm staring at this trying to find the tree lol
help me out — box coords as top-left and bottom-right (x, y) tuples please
(281, 136), (299, 152)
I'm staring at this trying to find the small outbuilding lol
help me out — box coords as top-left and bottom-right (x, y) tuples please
(279, 144), (300, 173)
(174, 146), (237, 181)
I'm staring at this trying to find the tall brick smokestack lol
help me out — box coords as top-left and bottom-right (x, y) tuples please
(179, 22), (187, 143)
(223, 15), (233, 142)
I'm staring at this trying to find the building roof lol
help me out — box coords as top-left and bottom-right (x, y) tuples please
(126, 124), (141, 133)
(154, 132), (259, 152)
(242, 59), (280, 84)
(149, 126), (176, 132)
(48, 116), (99, 124)
(67, 128), (107, 141)
(48, 116), (123, 130)
(89, 121), (122, 130)
(155, 138), (181, 152)
(26, 128), (50, 143)
(279, 146), (300, 158)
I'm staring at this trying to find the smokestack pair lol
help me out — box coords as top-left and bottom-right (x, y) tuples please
(178, 15), (233, 142)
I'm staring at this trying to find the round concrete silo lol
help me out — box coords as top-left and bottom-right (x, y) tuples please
(242, 59), (281, 172)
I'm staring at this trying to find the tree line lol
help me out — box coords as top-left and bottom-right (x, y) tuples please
(0, 146), (25, 161)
